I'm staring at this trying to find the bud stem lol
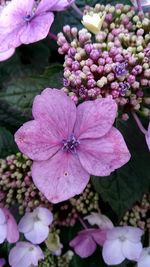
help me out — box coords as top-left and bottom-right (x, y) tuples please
(71, 3), (83, 17)
(132, 111), (147, 135)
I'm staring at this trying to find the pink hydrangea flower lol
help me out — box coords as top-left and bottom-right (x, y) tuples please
(0, 259), (6, 267)
(102, 226), (143, 265)
(9, 242), (44, 267)
(0, 207), (19, 244)
(137, 247), (150, 267)
(18, 207), (53, 244)
(70, 229), (108, 258)
(145, 122), (150, 151)
(15, 88), (130, 203)
(0, 0), (74, 52)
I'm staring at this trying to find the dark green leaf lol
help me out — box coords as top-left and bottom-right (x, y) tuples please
(92, 116), (150, 218)
(0, 127), (18, 158)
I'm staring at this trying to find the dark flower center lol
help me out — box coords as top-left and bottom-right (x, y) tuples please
(23, 14), (33, 22)
(62, 134), (80, 153)
(114, 62), (127, 77)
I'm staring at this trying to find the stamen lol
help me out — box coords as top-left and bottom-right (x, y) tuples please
(62, 134), (80, 153)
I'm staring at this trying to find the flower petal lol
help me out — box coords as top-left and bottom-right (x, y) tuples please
(0, 224), (7, 244)
(122, 240), (143, 261)
(34, 207), (53, 226)
(0, 48), (15, 61)
(36, 0), (74, 13)
(25, 222), (49, 244)
(91, 229), (108, 246)
(74, 98), (117, 140)
(145, 122), (150, 151)
(20, 13), (54, 44)
(70, 235), (96, 258)
(102, 239), (125, 265)
(18, 213), (35, 233)
(32, 150), (89, 203)
(78, 127), (130, 176)
(15, 120), (61, 161)
(3, 208), (19, 243)
(32, 88), (76, 140)
(138, 248), (150, 267)
(124, 226), (143, 242)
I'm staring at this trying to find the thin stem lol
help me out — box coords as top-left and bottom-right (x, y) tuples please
(78, 217), (88, 229)
(132, 111), (147, 135)
(48, 32), (57, 42)
(136, 0), (143, 11)
(71, 3), (83, 17)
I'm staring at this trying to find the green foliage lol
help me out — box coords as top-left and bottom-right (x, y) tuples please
(92, 116), (150, 218)
(0, 127), (18, 158)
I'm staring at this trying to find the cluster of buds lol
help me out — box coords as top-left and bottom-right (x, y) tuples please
(54, 183), (99, 227)
(39, 249), (74, 267)
(120, 194), (150, 231)
(0, 153), (52, 214)
(57, 3), (150, 118)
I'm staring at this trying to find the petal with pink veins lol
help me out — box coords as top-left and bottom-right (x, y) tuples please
(77, 127), (130, 176)
(32, 88), (76, 140)
(15, 120), (61, 161)
(74, 98), (117, 140)
(32, 150), (89, 203)
(20, 13), (54, 44)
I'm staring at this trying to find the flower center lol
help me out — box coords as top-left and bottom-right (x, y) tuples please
(62, 134), (80, 153)
(114, 62), (127, 77)
(119, 235), (126, 242)
(23, 14), (33, 22)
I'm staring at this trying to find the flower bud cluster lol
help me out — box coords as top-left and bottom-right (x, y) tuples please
(39, 249), (73, 267)
(58, 4), (150, 117)
(54, 183), (99, 227)
(0, 153), (52, 214)
(120, 194), (150, 231)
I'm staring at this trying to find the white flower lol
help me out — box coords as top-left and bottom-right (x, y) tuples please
(18, 207), (53, 244)
(84, 212), (114, 229)
(102, 226), (143, 265)
(82, 12), (106, 34)
(137, 247), (150, 267)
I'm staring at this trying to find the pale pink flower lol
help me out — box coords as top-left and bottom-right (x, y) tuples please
(0, 0), (74, 52)
(102, 226), (143, 265)
(0, 47), (15, 61)
(145, 122), (150, 151)
(0, 259), (6, 267)
(137, 247), (150, 267)
(0, 207), (19, 244)
(70, 228), (108, 258)
(9, 242), (44, 267)
(18, 207), (53, 244)
(84, 212), (114, 229)
(15, 88), (130, 203)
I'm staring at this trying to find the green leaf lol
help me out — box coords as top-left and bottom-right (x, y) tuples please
(0, 64), (63, 120)
(92, 116), (150, 218)
(0, 127), (18, 158)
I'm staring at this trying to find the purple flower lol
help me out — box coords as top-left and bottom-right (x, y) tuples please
(9, 242), (44, 267)
(0, 0), (74, 52)
(0, 259), (6, 267)
(0, 207), (19, 244)
(0, 47), (15, 61)
(15, 89), (130, 203)
(137, 247), (150, 267)
(114, 62), (127, 77)
(84, 212), (114, 229)
(18, 207), (53, 244)
(70, 229), (108, 258)
(102, 226), (143, 265)
(119, 82), (130, 96)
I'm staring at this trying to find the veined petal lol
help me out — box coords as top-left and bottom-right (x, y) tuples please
(32, 150), (89, 203)
(77, 127), (130, 176)
(74, 98), (117, 140)
(3, 208), (19, 243)
(15, 120), (61, 161)
(20, 13), (54, 44)
(36, 0), (74, 13)
(32, 88), (76, 140)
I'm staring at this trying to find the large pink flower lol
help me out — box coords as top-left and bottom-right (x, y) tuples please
(0, 0), (74, 52)
(15, 88), (130, 203)
(0, 207), (19, 243)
